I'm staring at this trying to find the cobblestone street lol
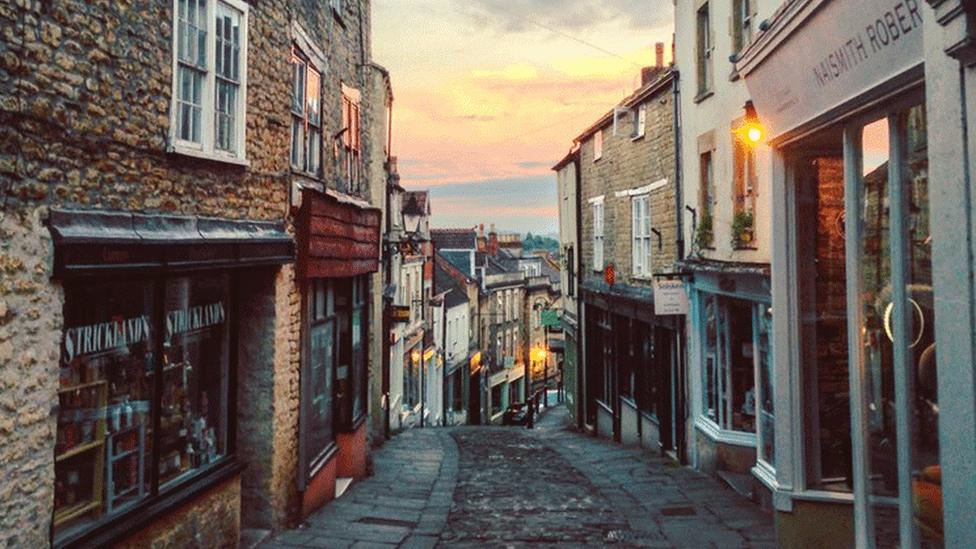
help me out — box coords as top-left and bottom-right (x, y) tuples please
(262, 408), (774, 548)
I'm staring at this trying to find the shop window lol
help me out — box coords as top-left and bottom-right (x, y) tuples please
(797, 153), (853, 493)
(632, 194), (652, 276)
(491, 384), (504, 416)
(334, 277), (368, 430)
(55, 275), (231, 543)
(341, 84), (362, 193)
(171, 0), (248, 161)
(756, 304), (774, 467)
(404, 346), (420, 409)
(290, 48), (322, 176)
(696, 3), (713, 96)
(306, 279), (335, 471)
(699, 292), (757, 433)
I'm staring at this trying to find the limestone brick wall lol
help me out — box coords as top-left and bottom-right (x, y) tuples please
(115, 477), (241, 549)
(0, 0), (378, 544)
(579, 78), (677, 289)
(0, 210), (63, 549)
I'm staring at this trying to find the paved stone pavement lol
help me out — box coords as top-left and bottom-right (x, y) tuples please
(261, 407), (775, 548)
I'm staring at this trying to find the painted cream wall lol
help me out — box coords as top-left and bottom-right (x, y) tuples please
(675, 0), (778, 264)
(557, 159), (578, 320)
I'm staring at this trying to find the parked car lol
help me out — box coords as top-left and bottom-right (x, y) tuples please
(502, 402), (529, 426)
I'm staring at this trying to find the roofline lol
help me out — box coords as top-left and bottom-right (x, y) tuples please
(551, 146), (580, 171)
(572, 69), (676, 143)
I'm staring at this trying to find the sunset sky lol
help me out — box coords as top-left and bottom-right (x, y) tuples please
(373, 0), (674, 235)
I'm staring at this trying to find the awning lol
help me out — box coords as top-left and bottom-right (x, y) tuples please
(298, 188), (381, 278)
(48, 209), (294, 278)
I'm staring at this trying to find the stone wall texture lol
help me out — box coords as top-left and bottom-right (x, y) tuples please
(1, 0), (378, 545)
(115, 477), (242, 549)
(578, 76), (677, 288)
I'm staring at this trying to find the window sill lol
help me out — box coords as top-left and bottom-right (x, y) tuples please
(593, 156), (603, 163)
(694, 416), (756, 447)
(630, 134), (645, 142)
(693, 89), (714, 104)
(732, 245), (758, 251)
(291, 168), (324, 182)
(58, 457), (244, 549)
(168, 144), (249, 167)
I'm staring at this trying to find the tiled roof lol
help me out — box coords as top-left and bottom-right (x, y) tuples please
(402, 191), (428, 215)
(431, 228), (477, 250)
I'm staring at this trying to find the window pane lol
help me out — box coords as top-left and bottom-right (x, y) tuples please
(55, 280), (155, 542)
(159, 275), (230, 488)
(903, 105), (942, 546)
(757, 304), (775, 466)
(177, 67), (203, 143)
(291, 116), (305, 169)
(308, 281), (335, 462)
(214, 3), (241, 153)
(702, 293), (717, 422)
(292, 58), (306, 114)
(214, 81), (237, 152)
(306, 68), (321, 126)
(858, 117), (900, 547)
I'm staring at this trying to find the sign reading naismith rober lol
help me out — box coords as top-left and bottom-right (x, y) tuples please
(738, 0), (923, 141)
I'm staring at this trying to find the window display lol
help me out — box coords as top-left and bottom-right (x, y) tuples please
(700, 292), (758, 434)
(306, 279), (335, 470)
(55, 274), (231, 544)
(159, 275), (229, 488)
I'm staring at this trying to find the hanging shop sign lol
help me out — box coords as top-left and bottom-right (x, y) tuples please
(389, 305), (411, 323)
(738, 0), (923, 141)
(653, 279), (689, 316)
(540, 310), (560, 328)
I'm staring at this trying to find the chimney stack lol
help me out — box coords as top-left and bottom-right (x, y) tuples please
(488, 224), (498, 256)
(655, 42), (665, 68)
(641, 67), (653, 85)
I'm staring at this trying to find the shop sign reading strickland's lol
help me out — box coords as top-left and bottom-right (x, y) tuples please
(740, 0), (923, 140)
(63, 302), (226, 362)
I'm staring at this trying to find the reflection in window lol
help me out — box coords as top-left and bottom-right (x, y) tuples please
(700, 293), (757, 433)
(757, 304), (775, 467)
(160, 275), (229, 488)
(56, 280), (155, 541)
(903, 106), (942, 546)
(859, 117), (901, 547)
(307, 279), (335, 467)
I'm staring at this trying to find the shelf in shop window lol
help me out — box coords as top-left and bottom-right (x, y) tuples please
(53, 499), (100, 526)
(56, 439), (105, 462)
(110, 447), (140, 462)
(58, 379), (108, 394)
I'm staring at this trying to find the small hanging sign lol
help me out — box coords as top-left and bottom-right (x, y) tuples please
(653, 279), (689, 316)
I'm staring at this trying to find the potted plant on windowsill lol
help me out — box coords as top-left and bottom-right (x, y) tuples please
(731, 210), (755, 249)
(695, 213), (714, 253)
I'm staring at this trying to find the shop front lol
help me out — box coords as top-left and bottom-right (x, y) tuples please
(296, 189), (379, 516)
(737, 0), (954, 545)
(684, 264), (773, 499)
(47, 209), (293, 548)
(581, 285), (685, 458)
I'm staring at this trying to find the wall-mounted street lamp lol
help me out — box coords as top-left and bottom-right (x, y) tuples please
(735, 100), (765, 145)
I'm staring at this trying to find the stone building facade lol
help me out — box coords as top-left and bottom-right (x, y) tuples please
(0, 0), (382, 546)
(574, 63), (686, 458)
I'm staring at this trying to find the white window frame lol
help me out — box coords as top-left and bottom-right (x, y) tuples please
(169, 0), (249, 165)
(591, 199), (605, 271)
(632, 194), (652, 277)
(633, 104), (646, 140)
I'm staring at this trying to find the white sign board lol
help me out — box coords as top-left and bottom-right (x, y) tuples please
(741, 0), (923, 140)
(654, 279), (689, 316)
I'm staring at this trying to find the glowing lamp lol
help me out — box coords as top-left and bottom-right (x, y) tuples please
(737, 100), (765, 145)
(531, 347), (548, 363)
(411, 350), (421, 363)
(746, 124), (763, 144)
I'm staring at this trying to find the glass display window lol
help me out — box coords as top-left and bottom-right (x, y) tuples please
(55, 273), (233, 545)
(159, 275), (230, 488)
(699, 292), (763, 435)
(306, 279), (335, 473)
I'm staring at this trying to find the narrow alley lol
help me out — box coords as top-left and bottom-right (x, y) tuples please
(262, 409), (774, 549)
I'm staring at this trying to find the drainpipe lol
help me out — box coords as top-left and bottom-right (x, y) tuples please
(573, 152), (585, 430)
(672, 70), (685, 260)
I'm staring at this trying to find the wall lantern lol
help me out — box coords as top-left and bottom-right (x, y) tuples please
(736, 100), (765, 145)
